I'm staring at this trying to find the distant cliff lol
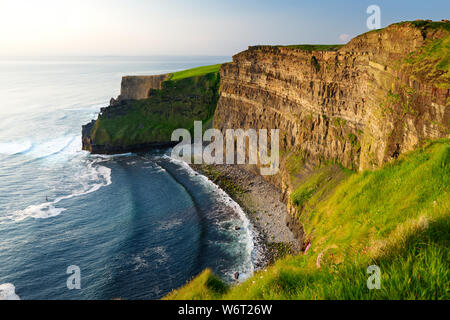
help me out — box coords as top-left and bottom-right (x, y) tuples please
(82, 65), (221, 154)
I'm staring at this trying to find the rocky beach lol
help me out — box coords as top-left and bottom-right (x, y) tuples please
(191, 164), (301, 265)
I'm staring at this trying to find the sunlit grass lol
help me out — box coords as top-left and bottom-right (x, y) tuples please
(168, 64), (222, 81)
(166, 139), (450, 300)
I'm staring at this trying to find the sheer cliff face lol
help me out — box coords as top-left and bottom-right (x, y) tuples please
(120, 74), (169, 100)
(214, 22), (449, 174)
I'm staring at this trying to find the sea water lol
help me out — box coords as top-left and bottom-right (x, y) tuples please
(0, 56), (260, 300)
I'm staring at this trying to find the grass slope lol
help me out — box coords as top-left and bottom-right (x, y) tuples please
(90, 66), (220, 146)
(165, 139), (450, 299)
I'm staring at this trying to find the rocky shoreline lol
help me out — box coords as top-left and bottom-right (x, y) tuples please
(191, 164), (300, 266)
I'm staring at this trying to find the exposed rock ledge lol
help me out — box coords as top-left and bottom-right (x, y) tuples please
(120, 74), (170, 100)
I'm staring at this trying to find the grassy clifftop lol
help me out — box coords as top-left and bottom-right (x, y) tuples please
(165, 139), (449, 299)
(86, 65), (221, 149)
(168, 64), (221, 81)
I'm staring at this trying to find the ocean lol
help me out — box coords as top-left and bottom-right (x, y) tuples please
(0, 56), (260, 300)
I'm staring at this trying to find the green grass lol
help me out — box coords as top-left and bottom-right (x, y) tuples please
(166, 139), (450, 299)
(168, 64), (222, 81)
(90, 69), (220, 146)
(291, 169), (333, 208)
(385, 20), (450, 89)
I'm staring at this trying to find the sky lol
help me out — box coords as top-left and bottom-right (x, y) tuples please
(0, 0), (448, 57)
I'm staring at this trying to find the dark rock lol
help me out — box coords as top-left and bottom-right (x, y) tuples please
(110, 97), (117, 107)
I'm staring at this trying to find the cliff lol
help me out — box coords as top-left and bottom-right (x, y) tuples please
(215, 21), (449, 172)
(213, 20), (449, 243)
(119, 74), (170, 100)
(82, 65), (221, 154)
(166, 20), (449, 300)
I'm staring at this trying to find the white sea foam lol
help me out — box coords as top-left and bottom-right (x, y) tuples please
(5, 161), (112, 222)
(162, 155), (262, 281)
(1, 134), (113, 223)
(27, 136), (77, 159)
(0, 141), (33, 155)
(151, 162), (167, 173)
(0, 283), (20, 300)
(91, 152), (134, 159)
(153, 246), (169, 265)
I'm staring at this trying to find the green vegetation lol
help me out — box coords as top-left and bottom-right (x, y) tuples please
(90, 66), (221, 146)
(168, 64), (222, 81)
(347, 133), (360, 150)
(333, 117), (347, 127)
(164, 269), (228, 300)
(396, 20), (450, 32)
(401, 23), (449, 89)
(286, 149), (305, 181)
(291, 168), (337, 208)
(166, 139), (450, 299)
(291, 165), (353, 217)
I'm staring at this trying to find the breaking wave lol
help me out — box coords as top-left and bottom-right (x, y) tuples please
(161, 154), (262, 281)
(27, 136), (78, 160)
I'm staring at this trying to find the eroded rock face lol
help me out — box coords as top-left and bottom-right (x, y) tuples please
(214, 23), (449, 173)
(119, 74), (170, 100)
(213, 22), (449, 245)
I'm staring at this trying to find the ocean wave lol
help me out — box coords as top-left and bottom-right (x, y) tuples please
(162, 155), (262, 281)
(4, 161), (112, 222)
(90, 152), (134, 160)
(157, 218), (182, 231)
(0, 141), (33, 155)
(153, 246), (169, 265)
(28, 136), (78, 160)
(0, 283), (20, 300)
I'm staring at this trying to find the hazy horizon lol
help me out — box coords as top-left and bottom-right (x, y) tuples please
(1, 0), (449, 57)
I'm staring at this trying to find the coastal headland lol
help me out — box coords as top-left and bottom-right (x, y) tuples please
(83, 20), (450, 299)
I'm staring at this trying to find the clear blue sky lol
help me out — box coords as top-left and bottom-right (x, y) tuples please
(1, 0), (448, 56)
